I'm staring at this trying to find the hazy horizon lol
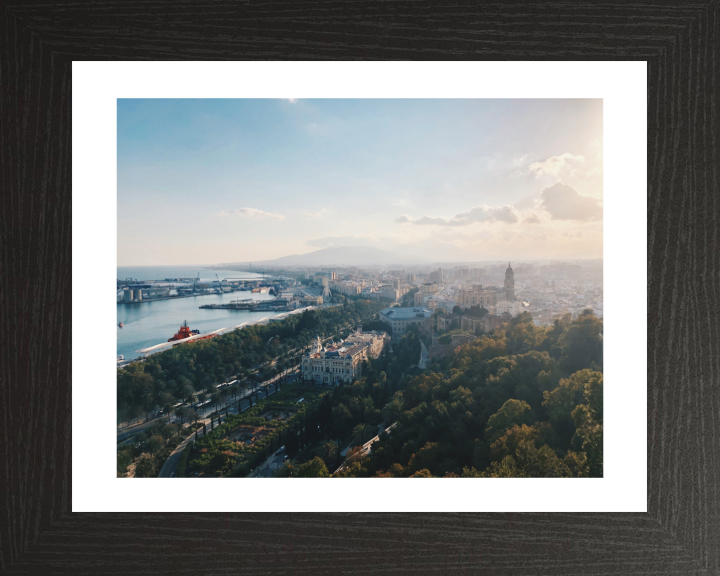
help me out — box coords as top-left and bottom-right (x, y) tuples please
(118, 99), (603, 266)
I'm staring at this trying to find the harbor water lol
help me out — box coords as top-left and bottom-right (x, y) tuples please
(117, 266), (279, 361)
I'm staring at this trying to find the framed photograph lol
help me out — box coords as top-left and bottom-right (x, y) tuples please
(4, 4), (718, 574)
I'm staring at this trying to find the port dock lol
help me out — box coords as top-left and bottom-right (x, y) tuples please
(200, 298), (297, 312)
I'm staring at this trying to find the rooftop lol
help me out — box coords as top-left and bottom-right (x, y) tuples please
(380, 307), (433, 319)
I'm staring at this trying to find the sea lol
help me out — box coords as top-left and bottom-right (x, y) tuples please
(117, 266), (279, 361)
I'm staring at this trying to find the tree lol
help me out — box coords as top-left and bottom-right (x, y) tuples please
(285, 430), (300, 457)
(351, 423), (374, 447)
(146, 435), (164, 455)
(485, 399), (534, 443)
(543, 369), (602, 447)
(161, 423), (179, 441)
(295, 457), (331, 477)
(571, 404), (603, 477)
(557, 313), (603, 373)
(382, 393), (404, 423)
(181, 382), (195, 403)
(134, 455), (157, 478)
(331, 403), (353, 438)
(220, 387), (229, 407)
(211, 392), (221, 413)
(117, 448), (133, 476)
(174, 406), (187, 424)
(188, 409), (199, 427)
(318, 441), (339, 469)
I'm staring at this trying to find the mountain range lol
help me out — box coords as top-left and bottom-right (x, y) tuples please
(218, 243), (488, 268)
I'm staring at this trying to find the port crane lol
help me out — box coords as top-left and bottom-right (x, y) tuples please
(193, 272), (200, 294)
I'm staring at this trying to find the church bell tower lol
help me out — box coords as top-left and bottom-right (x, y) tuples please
(504, 263), (515, 301)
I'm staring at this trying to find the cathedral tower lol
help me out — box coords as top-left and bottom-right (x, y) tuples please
(503, 263), (515, 301)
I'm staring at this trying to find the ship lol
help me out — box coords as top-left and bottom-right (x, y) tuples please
(168, 320), (200, 341)
(118, 322), (123, 328)
(167, 320), (216, 343)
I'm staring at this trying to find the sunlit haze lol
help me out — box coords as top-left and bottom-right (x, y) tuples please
(118, 99), (602, 266)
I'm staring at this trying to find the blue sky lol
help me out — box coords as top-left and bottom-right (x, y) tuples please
(118, 99), (602, 265)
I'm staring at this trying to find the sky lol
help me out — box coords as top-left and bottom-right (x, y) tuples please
(117, 99), (603, 265)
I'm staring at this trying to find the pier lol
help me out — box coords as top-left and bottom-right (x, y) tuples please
(200, 298), (296, 312)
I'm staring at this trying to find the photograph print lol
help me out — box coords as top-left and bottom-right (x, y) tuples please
(116, 98), (603, 479)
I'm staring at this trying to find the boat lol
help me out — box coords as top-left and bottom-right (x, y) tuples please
(168, 320), (198, 341)
(118, 322), (123, 328)
(167, 320), (216, 343)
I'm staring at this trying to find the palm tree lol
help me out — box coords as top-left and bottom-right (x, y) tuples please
(352, 423), (370, 447)
(220, 387), (229, 408)
(211, 392), (221, 414)
(175, 406), (187, 425)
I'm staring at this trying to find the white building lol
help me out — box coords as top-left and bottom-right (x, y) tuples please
(344, 325), (390, 359)
(494, 300), (524, 316)
(381, 286), (400, 301)
(301, 335), (371, 385)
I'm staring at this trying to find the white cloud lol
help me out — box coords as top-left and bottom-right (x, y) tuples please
(529, 153), (585, 178)
(510, 154), (529, 167)
(540, 182), (602, 221)
(219, 208), (285, 220)
(303, 208), (330, 220)
(395, 205), (519, 226)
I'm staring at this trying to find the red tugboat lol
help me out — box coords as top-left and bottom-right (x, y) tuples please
(168, 320), (200, 341)
(168, 320), (216, 343)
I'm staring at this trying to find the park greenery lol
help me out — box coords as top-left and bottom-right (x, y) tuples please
(117, 300), (385, 422)
(118, 297), (603, 479)
(117, 419), (185, 477)
(184, 384), (325, 477)
(276, 311), (603, 478)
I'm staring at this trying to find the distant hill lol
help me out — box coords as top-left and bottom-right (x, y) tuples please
(222, 246), (409, 267)
(218, 242), (493, 268)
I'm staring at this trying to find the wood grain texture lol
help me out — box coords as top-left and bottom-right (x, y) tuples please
(1, 1), (718, 574)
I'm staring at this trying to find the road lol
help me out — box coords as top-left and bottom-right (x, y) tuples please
(419, 340), (430, 369)
(249, 449), (289, 478)
(118, 364), (301, 444)
(157, 371), (301, 478)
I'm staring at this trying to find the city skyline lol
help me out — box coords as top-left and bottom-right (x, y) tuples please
(118, 98), (603, 266)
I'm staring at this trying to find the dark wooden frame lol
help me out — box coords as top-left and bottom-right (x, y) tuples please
(2, 2), (718, 574)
